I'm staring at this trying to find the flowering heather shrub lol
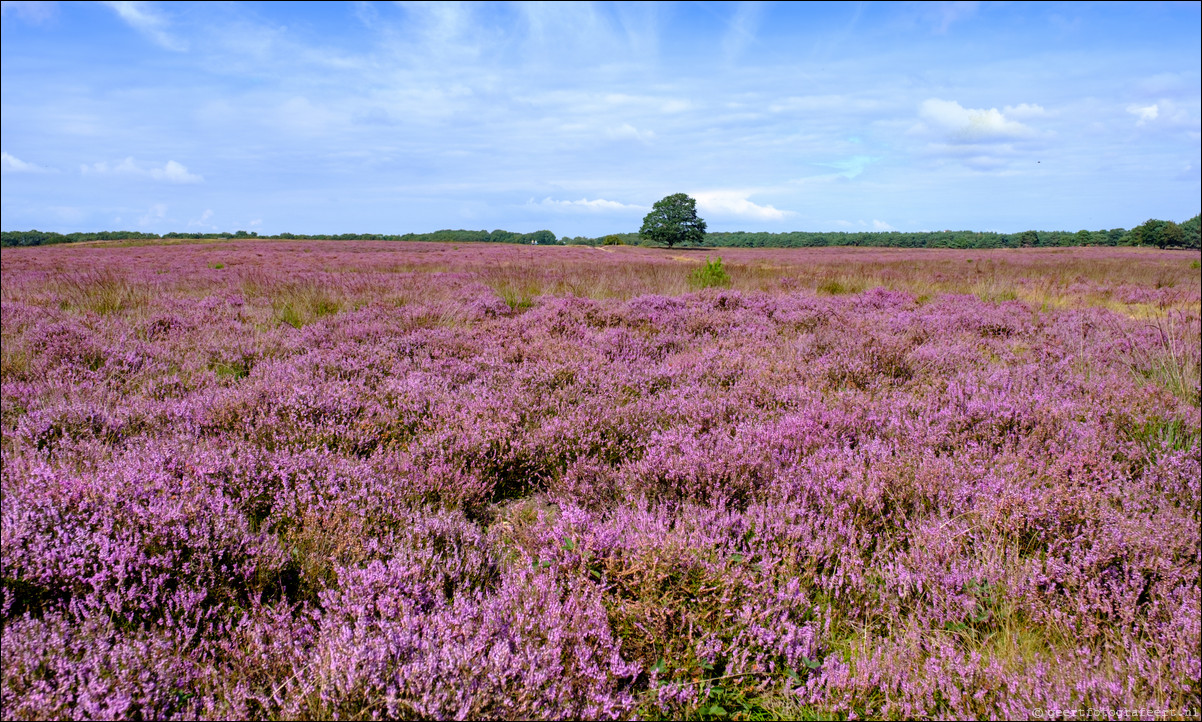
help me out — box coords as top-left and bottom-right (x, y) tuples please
(2, 241), (1200, 719)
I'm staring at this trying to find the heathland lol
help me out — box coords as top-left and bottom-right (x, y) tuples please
(1, 242), (1199, 720)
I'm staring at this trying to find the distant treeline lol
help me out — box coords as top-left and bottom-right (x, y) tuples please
(0, 228), (558, 248)
(3, 215), (1198, 250)
(563, 215), (1201, 250)
(0, 230), (165, 247)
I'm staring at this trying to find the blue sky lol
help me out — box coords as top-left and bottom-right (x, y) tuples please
(2, 1), (1199, 237)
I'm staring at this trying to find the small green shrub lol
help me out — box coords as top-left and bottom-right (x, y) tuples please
(690, 257), (731, 289)
(816, 279), (848, 295)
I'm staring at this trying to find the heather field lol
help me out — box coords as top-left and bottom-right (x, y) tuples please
(2, 241), (1200, 721)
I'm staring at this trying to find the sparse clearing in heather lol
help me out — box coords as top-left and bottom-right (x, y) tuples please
(2, 241), (1199, 720)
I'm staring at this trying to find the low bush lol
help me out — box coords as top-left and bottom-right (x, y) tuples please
(690, 256), (731, 289)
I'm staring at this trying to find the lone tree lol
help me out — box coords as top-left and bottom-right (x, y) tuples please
(640, 193), (706, 248)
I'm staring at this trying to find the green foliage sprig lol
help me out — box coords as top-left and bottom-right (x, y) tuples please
(690, 256), (731, 289)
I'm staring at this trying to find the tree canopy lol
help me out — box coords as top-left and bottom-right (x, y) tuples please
(1130, 218), (1189, 249)
(639, 193), (707, 248)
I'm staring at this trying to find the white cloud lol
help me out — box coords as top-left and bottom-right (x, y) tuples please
(872, 219), (896, 231)
(1, 151), (52, 173)
(534, 197), (646, 213)
(918, 98), (1036, 142)
(81, 157), (203, 183)
(692, 190), (794, 221)
(99, 1), (186, 51)
(1127, 103), (1159, 125)
(605, 123), (655, 142)
(153, 160), (202, 183)
(1124, 99), (1194, 131)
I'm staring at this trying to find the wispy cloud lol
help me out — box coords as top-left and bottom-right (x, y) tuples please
(99, 1), (186, 51)
(137, 202), (167, 227)
(1, 151), (53, 173)
(769, 94), (882, 114)
(1, 1), (57, 24)
(721, 2), (762, 62)
(1127, 103), (1158, 125)
(47, 205), (86, 222)
(605, 123), (655, 143)
(961, 155), (1012, 172)
(818, 155), (879, 179)
(929, 1), (979, 34)
(915, 140), (1028, 175)
(533, 197), (646, 213)
(1002, 103), (1046, 120)
(81, 157), (203, 183)
(1124, 99), (1197, 133)
(516, 1), (659, 66)
(830, 219), (897, 231)
(187, 208), (215, 229)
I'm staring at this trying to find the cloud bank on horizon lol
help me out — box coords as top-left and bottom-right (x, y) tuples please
(1, 0), (1199, 236)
